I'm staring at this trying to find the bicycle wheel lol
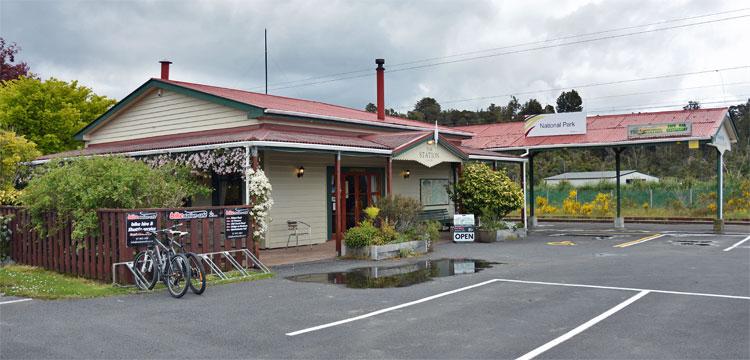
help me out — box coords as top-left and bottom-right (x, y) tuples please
(166, 254), (190, 298)
(186, 253), (206, 295)
(132, 251), (158, 290)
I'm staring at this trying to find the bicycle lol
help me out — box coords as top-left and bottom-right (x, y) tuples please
(131, 226), (191, 298)
(133, 224), (206, 295)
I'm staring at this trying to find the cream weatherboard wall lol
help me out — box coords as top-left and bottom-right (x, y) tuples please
(391, 161), (455, 217)
(86, 89), (257, 144)
(263, 151), (329, 249)
(261, 151), (455, 249)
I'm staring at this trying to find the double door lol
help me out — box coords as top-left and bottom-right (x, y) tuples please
(330, 171), (382, 235)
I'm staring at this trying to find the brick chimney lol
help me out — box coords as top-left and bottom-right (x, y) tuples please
(376, 58), (385, 120)
(159, 60), (172, 80)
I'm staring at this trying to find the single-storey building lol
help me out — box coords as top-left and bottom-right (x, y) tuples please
(39, 60), (525, 254)
(544, 170), (659, 186)
(37, 59), (738, 250)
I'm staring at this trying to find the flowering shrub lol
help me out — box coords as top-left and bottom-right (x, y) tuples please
(246, 167), (273, 241)
(588, 193), (612, 216)
(141, 148), (246, 177)
(0, 188), (21, 205)
(535, 196), (557, 215)
(562, 190), (581, 215)
(20, 156), (210, 241)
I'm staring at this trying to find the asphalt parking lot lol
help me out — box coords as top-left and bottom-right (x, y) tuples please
(1, 222), (749, 359)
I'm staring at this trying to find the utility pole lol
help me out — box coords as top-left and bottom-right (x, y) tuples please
(263, 29), (268, 95)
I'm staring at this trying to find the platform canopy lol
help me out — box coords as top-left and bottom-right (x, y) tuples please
(454, 108), (739, 232)
(456, 108), (738, 153)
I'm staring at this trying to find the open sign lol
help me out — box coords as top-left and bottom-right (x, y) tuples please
(453, 231), (475, 242)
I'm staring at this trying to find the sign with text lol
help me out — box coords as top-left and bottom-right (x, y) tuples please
(452, 214), (475, 243)
(126, 212), (158, 247)
(393, 141), (462, 168)
(168, 209), (221, 220)
(225, 208), (249, 239)
(525, 112), (587, 137)
(627, 122), (692, 139)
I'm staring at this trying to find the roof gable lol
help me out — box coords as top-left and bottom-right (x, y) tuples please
(76, 78), (473, 141)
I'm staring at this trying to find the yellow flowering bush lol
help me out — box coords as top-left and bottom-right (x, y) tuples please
(0, 188), (21, 205)
(536, 196), (557, 215)
(562, 190), (581, 215)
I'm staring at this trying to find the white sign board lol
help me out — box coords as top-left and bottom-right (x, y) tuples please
(710, 124), (732, 154)
(452, 214), (475, 243)
(525, 112), (587, 137)
(453, 214), (475, 226)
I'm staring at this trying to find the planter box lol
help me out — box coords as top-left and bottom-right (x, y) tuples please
(343, 240), (428, 261)
(476, 228), (527, 242)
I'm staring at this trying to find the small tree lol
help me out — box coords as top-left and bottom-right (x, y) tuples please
(20, 156), (210, 241)
(449, 162), (523, 220)
(0, 77), (116, 154)
(0, 130), (40, 204)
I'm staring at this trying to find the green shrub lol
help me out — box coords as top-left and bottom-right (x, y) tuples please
(376, 195), (422, 232)
(450, 162), (523, 219)
(0, 215), (12, 261)
(377, 221), (399, 245)
(20, 156), (210, 241)
(343, 220), (379, 248)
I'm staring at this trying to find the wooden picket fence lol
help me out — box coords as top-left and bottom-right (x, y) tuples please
(0, 206), (256, 283)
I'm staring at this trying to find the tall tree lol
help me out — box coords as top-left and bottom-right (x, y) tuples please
(556, 89), (583, 113)
(518, 99), (544, 117)
(0, 38), (30, 82)
(364, 102), (377, 113)
(0, 77), (116, 154)
(543, 104), (556, 114)
(410, 97), (441, 122)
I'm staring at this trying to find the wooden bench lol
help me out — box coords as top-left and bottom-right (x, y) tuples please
(418, 208), (452, 227)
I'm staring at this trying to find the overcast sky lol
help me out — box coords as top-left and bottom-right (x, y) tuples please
(1, 0), (749, 115)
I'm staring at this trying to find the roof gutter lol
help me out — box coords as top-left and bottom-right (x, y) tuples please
(265, 109), (474, 137)
(31, 140), (392, 165)
(467, 155), (526, 163)
(486, 136), (713, 152)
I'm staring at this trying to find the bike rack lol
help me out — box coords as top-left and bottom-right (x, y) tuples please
(111, 249), (270, 286)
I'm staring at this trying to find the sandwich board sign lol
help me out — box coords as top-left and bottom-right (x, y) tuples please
(452, 214), (475, 243)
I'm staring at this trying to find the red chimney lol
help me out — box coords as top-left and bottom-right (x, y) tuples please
(376, 58), (385, 120)
(159, 60), (172, 80)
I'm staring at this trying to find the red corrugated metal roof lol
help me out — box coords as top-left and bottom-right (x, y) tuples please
(157, 79), (472, 136)
(40, 124), (511, 160)
(40, 124), (392, 159)
(455, 108), (728, 150)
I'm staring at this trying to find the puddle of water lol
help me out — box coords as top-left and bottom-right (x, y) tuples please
(285, 258), (500, 288)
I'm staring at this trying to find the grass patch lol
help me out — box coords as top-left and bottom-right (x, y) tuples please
(0, 265), (137, 300)
(207, 270), (274, 286)
(0, 265), (275, 300)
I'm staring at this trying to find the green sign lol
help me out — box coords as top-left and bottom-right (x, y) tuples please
(627, 122), (692, 139)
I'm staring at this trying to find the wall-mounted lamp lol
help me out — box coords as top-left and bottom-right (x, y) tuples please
(402, 169), (411, 179)
(426, 139), (435, 145)
(296, 166), (305, 178)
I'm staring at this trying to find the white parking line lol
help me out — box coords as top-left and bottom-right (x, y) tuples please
(0, 298), (32, 305)
(724, 235), (750, 252)
(492, 278), (750, 300)
(285, 279), (499, 336)
(515, 290), (650, 360)
(286, 278), (750, 337)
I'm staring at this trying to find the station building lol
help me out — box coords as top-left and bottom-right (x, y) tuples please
(39, 60), (739, 253)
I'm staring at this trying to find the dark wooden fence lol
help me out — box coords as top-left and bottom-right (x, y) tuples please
(0, 206), (256, 283)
